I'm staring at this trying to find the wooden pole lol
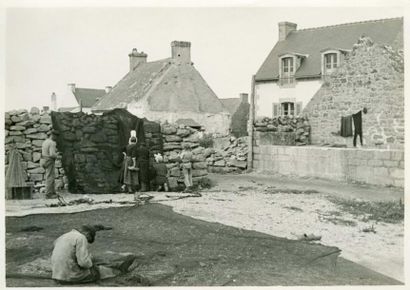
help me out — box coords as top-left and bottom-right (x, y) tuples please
(247, 75), (256, 171)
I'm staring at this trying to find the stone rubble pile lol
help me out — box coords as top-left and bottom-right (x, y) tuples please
(5, 108), (67, 194)
(207, 136), (248, 174)
(254, 116), (311, 146)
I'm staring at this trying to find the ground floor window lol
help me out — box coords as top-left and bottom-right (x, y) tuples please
(281, 102), (294, 116)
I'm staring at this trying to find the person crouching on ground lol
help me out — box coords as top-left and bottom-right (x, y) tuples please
(152, 153), (169, 192)
(180, 144), (193, 192)
(123, 137), (139, 195)
(51, 225), (136, 285)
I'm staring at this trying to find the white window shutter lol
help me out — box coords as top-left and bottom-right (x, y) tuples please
(296, 102), (302, 116)
(273, 103), (280, 117)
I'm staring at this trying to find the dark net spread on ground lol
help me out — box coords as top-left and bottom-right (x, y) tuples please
(5, 204), (400, 287)
(51, 109), (162, 194)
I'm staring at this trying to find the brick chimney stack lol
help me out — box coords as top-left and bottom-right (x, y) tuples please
(129, 48), (147, 71)
(240, 93), (249, 104)
(67, 83), (76, 93)
(278, 22), (297, 41)
(171, 41), (191, 64)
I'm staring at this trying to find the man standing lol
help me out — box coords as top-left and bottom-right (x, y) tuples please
(41, 131), (58, 198)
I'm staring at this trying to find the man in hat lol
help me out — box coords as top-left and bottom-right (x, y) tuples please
(41, 130), (58, 198)
(51, 225), (136, 284)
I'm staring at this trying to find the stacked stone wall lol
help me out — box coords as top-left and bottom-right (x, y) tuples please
(303, 37), (404, 148)
(5, 108), (67, 195)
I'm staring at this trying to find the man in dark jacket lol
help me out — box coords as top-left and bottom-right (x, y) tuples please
(135, 142), (150, 192)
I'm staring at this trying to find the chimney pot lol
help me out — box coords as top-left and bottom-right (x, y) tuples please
(105, 86), (112, 94)
(129, 48), (148, 71)
(51, 92), (57, 111)
(278, 22), (297, 41)
(67, 83), (76, 93)
(239, 93), (249, 104)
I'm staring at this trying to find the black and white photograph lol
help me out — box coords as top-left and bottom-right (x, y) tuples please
(1, 0), (408, 288)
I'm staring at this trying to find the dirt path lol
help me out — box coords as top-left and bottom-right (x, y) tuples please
(159, 173), (404, 282)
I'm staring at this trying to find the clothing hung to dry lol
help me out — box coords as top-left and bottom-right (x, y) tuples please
(340, 115), (353, 137)
(352, 110), (363, 147)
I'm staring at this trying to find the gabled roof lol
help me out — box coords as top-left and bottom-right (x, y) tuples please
(73, 88), (106, 108)
(220, 98), (242, 115)
(255, 17), (403, 82)
(93, 59), (227, 114)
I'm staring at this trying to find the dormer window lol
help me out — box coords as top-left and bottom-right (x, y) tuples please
(278, 53), (308, 87)
(324, 52), (338, 72)
(320, 49), (349, 78)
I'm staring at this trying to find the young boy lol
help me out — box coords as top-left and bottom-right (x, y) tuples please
(152, 154), (169, 192)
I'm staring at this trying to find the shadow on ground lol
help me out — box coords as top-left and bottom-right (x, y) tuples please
(6, 204), (401, 287)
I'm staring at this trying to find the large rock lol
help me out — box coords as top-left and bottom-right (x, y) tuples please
(161, 124), (177, 135)
(29, 174), (43, 181)
(181, 142), (199, 149)
(169, 167), (181, 177)
(27, 161), (38, 169)
(24, 128), (38, 135)
(33, 152), (42, 162)
(22, 151), (32, 161)
(183, 132), (200, 143)
(37, 124), (51, 132)
(16, 142), (31, 149)
(191, 154), (205, 162)
(192, 169), (207, 177)
(9, 131), (23, 136)
(10, 115), (22, 123)
(193, 162), (207, 169)
(30, 107), (40, 115)
(26, 133), (48, 140)
(163, 143), (182, 151)
(164, 135), (182, 142)
(192, 146), (205, 155)
(40, 115), (52, 124)
(214, 160), (225, 167)
(226, 159), (247, 169)
(167, 151), (181, 162)
(203, 148), (214, 158)
(10, 125), (26, 131)
(176, 128), (191, 137)
(28, 167), (45, 174)
(32, 140), (44, 147)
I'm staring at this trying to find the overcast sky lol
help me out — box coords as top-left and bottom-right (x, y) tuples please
(4, 4), (405, 110)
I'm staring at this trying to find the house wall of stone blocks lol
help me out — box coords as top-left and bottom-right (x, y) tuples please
(303, 37), (404, 149)
(252, 142), (404, 188)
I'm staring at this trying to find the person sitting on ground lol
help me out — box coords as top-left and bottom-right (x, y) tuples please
(152, 153), (169, 192)
(179, 144), (193, 192)
(51, 225), (136, 285)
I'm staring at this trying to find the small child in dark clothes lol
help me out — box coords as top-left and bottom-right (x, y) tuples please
(153, 154), (169, 192)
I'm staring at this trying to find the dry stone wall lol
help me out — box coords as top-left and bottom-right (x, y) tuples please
(303, 36), (404, 148)
(254, 116), (311, 146)
(5, 108), (67, 195)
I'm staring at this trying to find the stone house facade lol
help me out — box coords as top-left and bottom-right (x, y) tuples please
(253, 18), (403, 119)
(303, 36), (404, 149)
(92, 41), (230, 134)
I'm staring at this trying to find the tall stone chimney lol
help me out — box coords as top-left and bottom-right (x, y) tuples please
(51, 92), (57, 111)
(239, 93), (249, 104)
(171, 41), (191, 64)
(67, 83), (76, 93)
(129, 48), (147, 71)
(278, 22), (297, 41)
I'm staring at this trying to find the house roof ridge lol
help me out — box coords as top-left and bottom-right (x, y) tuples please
(296, 17), (403, 33)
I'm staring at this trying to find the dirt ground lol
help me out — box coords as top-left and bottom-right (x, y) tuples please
(5, 173), (404, 287)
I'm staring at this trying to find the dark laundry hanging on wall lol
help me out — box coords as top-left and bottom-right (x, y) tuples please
(340, 115), (353, 137)
(352, 110), (363, 147)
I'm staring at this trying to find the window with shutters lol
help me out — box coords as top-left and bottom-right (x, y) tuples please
(281, 102), (294, 116)
(279, 55), (296, 87)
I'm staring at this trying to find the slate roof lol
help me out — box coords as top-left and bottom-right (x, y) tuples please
(220, 98), (242, 115)
(255, 17), (403, 82)
(93, 58), (227, 114)
(73, 88), (106, 108)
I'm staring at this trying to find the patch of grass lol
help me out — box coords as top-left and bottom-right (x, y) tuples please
(328, 197), (404, 224)
(237, 186), (257, 191)
(284, 206), (303, 212)
(319, 216), (357, 227)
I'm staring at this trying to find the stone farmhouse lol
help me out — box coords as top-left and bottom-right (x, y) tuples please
(92, 41), (230, 134)
(56, 84), (108, 113)
(253, 17), (403, 119)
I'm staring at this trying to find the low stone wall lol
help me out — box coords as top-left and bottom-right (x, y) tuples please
(5, 108), (67, 195)
(254, 116), (311, 146)
(207, 136), (248, 173)
(253, 145), (404, 187)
